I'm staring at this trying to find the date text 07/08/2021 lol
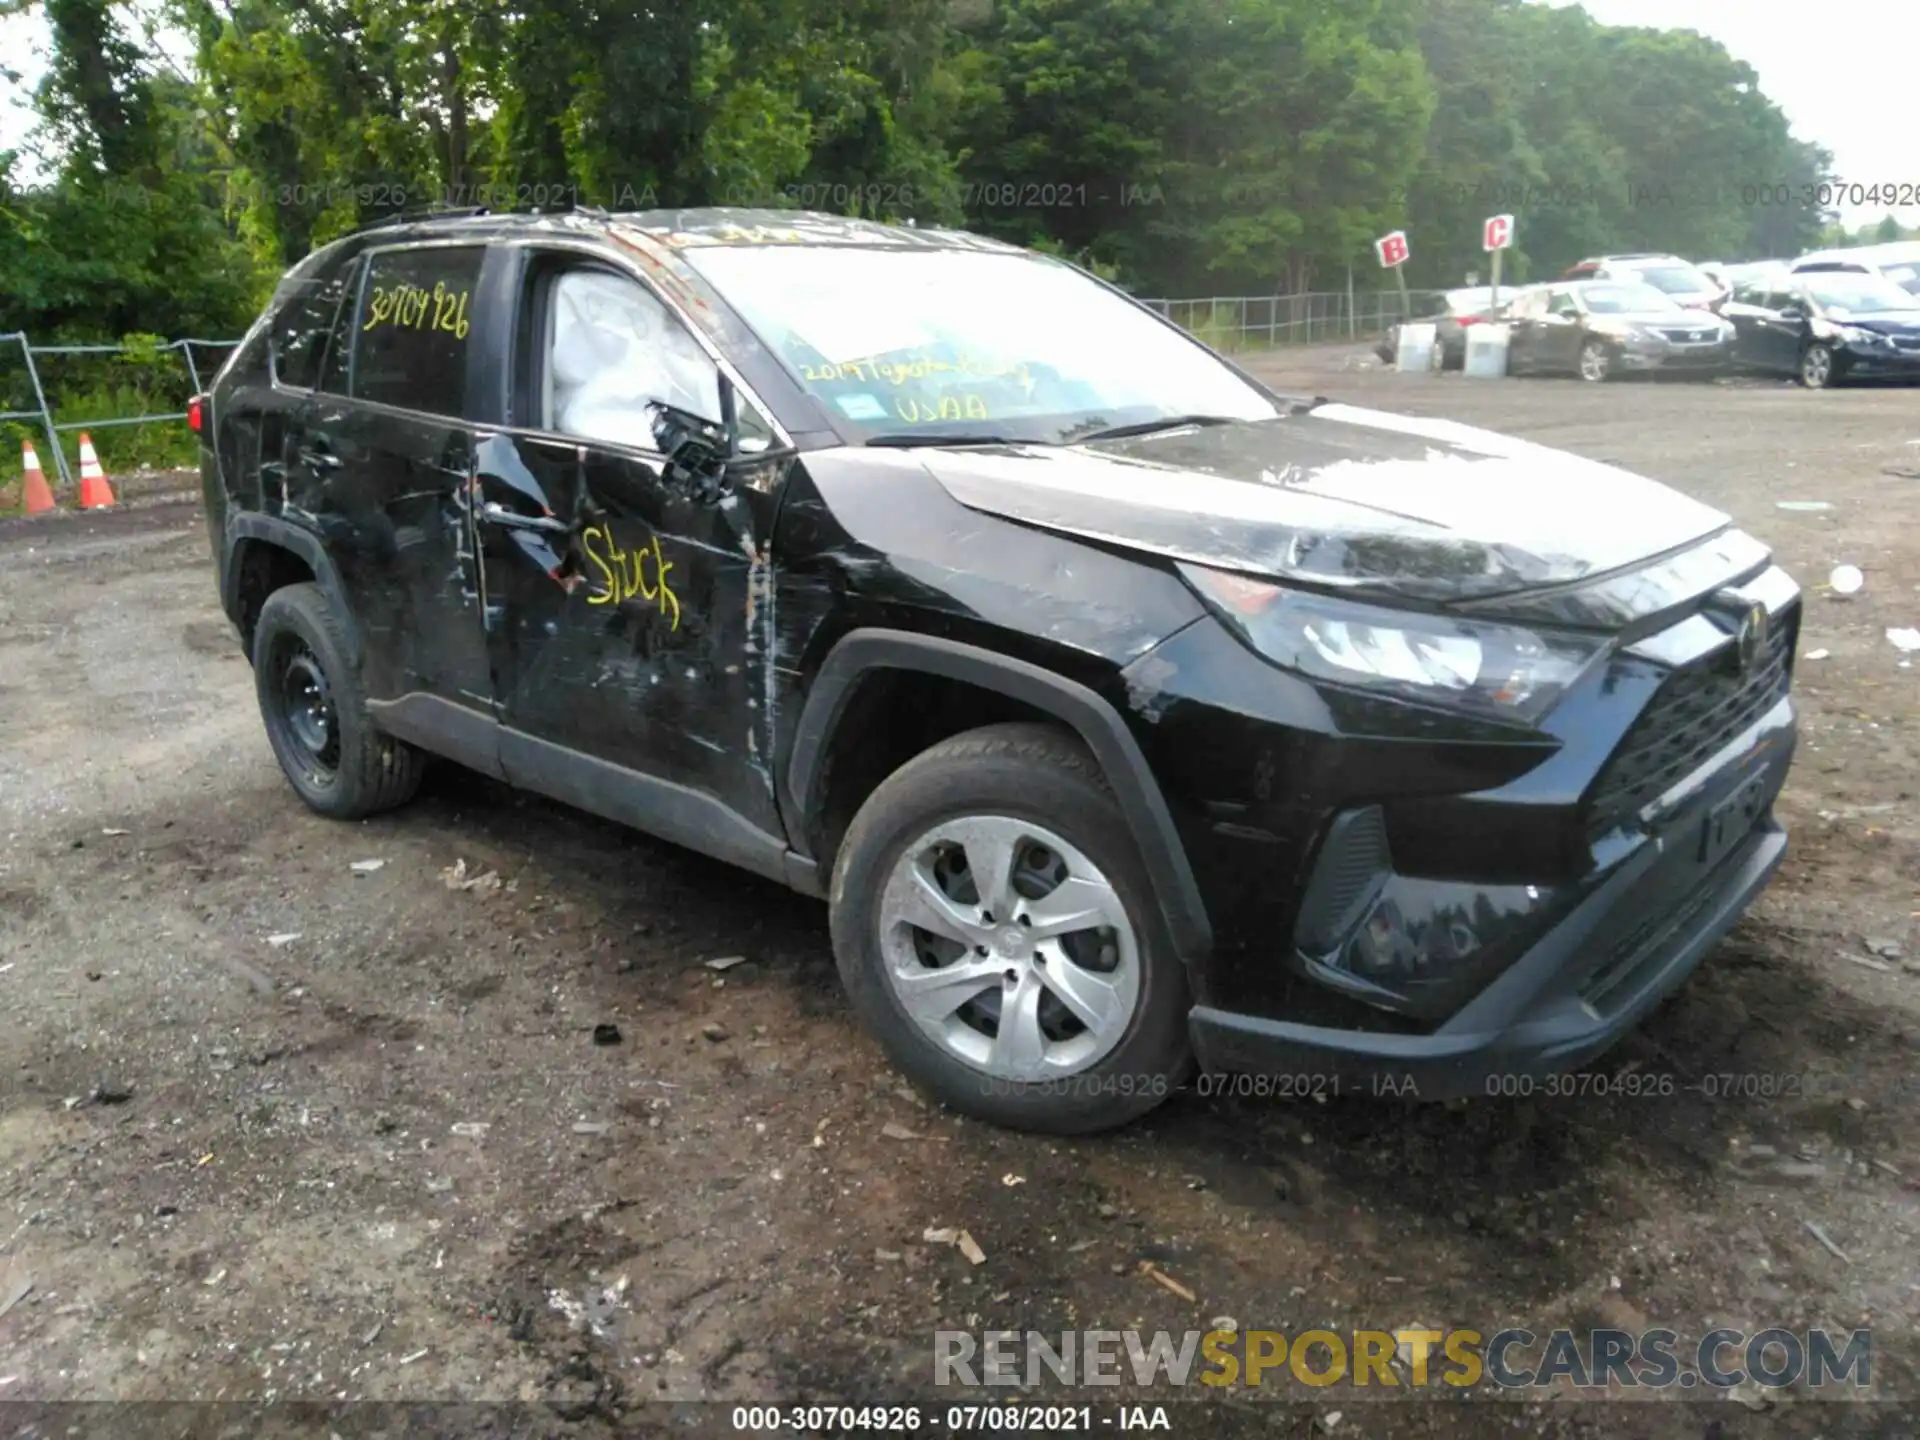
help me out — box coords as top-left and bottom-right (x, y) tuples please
(974, 1068), (1909, 1102)
(728, 1405), (1172, 1433)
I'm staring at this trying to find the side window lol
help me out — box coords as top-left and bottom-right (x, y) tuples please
(315, 257), (365, 394)
(1731, 280), (1768, 306)
(348, 245), (485, 414)
(541, 267), (723, 450)
(1550, 289), (1580, 316)
(271, 260), (357, 389)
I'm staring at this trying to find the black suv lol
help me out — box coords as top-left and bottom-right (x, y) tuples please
(195, 208), (1800, 1133)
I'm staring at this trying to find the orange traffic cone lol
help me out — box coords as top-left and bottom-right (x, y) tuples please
(21, 439), (57, 514)
(76, 433), (116, 509)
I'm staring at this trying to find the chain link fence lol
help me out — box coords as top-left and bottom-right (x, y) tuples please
(1, 333), (239, 505)
(1137, 290), (1450, 352)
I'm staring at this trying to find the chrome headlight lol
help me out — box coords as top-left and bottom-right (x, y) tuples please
(1181, 565), (1606, 725)
(1836, 325), (1877, 345)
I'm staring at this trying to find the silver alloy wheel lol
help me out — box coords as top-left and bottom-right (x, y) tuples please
(1801, 344), (1832, 388)
(875, 815), (1141, 1081)
(1578, 340), (1611, 382)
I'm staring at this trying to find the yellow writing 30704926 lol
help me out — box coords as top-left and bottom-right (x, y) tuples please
(581, 525), (680, 629)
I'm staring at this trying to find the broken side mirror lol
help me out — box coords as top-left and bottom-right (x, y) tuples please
(649, 400), (731, 502)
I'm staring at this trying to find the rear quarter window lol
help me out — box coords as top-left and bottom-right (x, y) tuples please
(271, 261), (360, 389)
(347, 245), (485, 415)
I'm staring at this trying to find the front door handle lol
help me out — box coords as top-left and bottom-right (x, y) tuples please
(298, 446), (342, 471)
(480, 500), (569, 535)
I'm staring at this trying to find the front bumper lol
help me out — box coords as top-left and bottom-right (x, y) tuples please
(1617, 340), (1731, 371)
(1839, 344), (1920, 376)
(1188, 706), (1793, 1100)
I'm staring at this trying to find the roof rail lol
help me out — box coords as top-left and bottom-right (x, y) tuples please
(350, 204), (491, 236)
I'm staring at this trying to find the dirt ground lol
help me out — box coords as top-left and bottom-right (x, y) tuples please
(2, 353), (1918, 1439)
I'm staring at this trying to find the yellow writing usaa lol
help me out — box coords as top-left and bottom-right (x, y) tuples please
(895, 394), (990, 423)
(363, 279), (472, 339)
(581, 524), (680, 630)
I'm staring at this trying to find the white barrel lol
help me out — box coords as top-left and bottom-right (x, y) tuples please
(1394, 323), (1438, 372)
(1463, 322), (1510, 378)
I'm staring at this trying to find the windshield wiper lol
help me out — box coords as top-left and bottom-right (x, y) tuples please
(1068, 414), (1240, 444)
(864, 432), (1031, 448)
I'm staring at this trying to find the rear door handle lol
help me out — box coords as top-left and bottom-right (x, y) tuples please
(480, 500), (569, 535)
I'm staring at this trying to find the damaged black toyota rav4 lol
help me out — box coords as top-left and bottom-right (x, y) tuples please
(196, 208), (1799, 1133)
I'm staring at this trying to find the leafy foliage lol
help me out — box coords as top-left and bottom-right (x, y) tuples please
(0, 0), (1849, 358)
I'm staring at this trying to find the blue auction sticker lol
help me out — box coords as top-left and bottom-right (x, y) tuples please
(836, 392), (888, 420)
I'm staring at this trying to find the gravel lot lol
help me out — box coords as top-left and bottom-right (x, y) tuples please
(2, 352), (1917, 1437)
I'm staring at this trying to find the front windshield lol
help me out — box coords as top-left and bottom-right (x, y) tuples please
(1880, 263), (1920, 294)
(682, 245), (1282, 443)
(1805, 275), (1920, 315)
(1627, 264), (1715, 294)
(1582, 283), (1681, 314)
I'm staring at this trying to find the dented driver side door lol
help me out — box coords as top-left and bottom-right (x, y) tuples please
(472, 251), (786, 841)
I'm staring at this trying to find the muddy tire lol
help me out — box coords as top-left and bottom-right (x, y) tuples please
(252, 582), (424, 819)
(828, 722), (1190, 1134)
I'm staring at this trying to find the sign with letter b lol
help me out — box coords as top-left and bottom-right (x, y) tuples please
(1374, 231), (1410, 268)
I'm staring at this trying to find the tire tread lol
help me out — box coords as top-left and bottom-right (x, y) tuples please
(253, 583), (424, 819)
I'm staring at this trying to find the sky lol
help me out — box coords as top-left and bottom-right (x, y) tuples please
(4, 1), (1917, 233)
(1545, 0), (1920, 230)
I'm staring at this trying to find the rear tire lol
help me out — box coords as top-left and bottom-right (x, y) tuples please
(828, 722), (1191, 1134)
(253, 583), (424, 819)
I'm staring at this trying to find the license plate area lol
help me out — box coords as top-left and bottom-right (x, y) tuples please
(1698, 771), (1768, 868)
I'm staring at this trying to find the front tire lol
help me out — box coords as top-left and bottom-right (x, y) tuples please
(828, 722), (1191, 1133)
(253, 583), (424, 819)
(1578, 339), (1614, 382)
(1799, 342), (1838, 389)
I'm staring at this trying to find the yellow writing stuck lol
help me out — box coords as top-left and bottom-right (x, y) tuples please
(364, 279), (471, 338)
(581, 524), (680, 629)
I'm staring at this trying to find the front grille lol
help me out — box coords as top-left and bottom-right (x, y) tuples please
(1585, 603), (1797, 837)
(1657, 328), (1714, 343)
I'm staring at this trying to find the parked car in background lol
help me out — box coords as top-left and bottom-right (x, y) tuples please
(1722, 270), (1920, 387)
(1508, 280), (1734, 381)
(1371, 286), (1518, 369)
(1560, 254), (1726, 311)
(1788, 241), (1920, 298)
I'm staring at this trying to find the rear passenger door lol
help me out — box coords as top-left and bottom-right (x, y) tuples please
(297, 242), (497, 730)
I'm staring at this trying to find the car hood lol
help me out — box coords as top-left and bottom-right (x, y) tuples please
(921, 403), (1733, 605)
(1832, 315), (1920, 335)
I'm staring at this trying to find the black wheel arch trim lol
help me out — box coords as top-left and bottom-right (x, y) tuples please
(223, 513), (363, 667)
(784, 628), (1214, 965)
